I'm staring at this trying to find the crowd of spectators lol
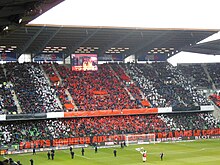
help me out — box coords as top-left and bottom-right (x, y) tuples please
(177, 64), (212, 88)
(42, 63), (71, 110)
(55, 64), (139, 111)
(159, 112), (219, 131)
(209, 92), (220, 107)
(121, 62), (210, 109)
(0, 65), (17, 114)
(4, 62), (61, 114)
(207, 63), (220, 89)
(122, 63), (166, 107)
(0, 62), (216, 114)
(109, 63), (145, 107)
(0, 112), (219, 146)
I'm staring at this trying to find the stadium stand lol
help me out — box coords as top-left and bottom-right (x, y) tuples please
(0, 65), (17, 114)
(0, 112), (219, 146)
(4, 62), (61, 114)
(109, 63), (150, 108)
(55, 64), (139, 111)
(121, 62), (211, 110)
(177, 64), (212, 88)
(207, 63), (220, 89)
(209, 93), (220, 108)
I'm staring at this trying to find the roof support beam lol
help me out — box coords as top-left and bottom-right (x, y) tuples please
(99, 30), (135, 55)
(65, 28), (100, 57)
(34, 26), (62, 55)
(127, 32), (172, 55)
(18, 26), (45, 57)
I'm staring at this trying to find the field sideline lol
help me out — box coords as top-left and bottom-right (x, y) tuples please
(1, 139), (220, 165)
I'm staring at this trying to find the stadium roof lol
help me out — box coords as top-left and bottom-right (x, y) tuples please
(0, 0), (64, 34)
(0, 24), (218, 59)
(0, 0), (219, 59)
(183, 38), (220, 55)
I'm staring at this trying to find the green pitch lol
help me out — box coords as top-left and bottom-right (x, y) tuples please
(1, 139), (220, 165)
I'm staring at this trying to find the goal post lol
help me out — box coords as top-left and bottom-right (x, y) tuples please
(125, 134), (155, 146)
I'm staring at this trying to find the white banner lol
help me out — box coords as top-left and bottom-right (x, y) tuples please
(47, 112), (64, 118)
(0, 114), (6, 121)
(158, 107), (172, 113)
(200, 105), (214, 111)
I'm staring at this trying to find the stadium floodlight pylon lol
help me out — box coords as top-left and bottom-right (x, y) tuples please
(125, 133), (155, 146)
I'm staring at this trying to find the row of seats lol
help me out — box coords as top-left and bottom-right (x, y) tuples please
(207, 63), (220, 89)
(0, 112), (219, 146)
(121, 62), (210, 109)
(0, 65), (17, 114)
(5, 62), (61, 114)
(109, 63), (143, 102)
(209, 93), (220, 107)
(0, 62), (218, 114)
(55, 64), (139, 111)
(178, 64), (212, 88)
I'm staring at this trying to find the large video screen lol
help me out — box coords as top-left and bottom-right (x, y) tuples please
(71, 54), (98, 71)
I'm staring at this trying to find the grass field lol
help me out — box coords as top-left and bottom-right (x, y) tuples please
(1, 139), (220, 165)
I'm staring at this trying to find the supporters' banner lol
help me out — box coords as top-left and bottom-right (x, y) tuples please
(155, 128), (220, 139)
(93, 90), (108, 95)
(47, 112), (64, 118)
(0, 52), (17, 61)
(138, 54), (168, 61)
(33, 53), (63, 61)
(19, 135), (125, 149)
(98, 54), (123, 61)
(0, 114), (6, 121)
(64, 108), (158, 117)
(158, 107), (172, 113)
(19, 128), (220, 149)
(200, 105), (214, 111)
(49, 75), (60, 82)
(6, 113), (47, 120)
(172, 106), (200, 111)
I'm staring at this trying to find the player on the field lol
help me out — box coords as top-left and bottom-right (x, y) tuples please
(140, 149), (147, 162)
(47, 151), (50, 160)
(160, 152), (164, 161)
(113, 149), (117, 157)
(32, 148), (36, 155)
(71, 150), (75, 159)
(30, 159), (34, 165)
(95, 146), (98, 153)
(81, 147), (85, 156)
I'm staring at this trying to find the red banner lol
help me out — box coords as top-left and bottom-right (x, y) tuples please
(64, 108), (158, 117)
(19, 128), (220, 149)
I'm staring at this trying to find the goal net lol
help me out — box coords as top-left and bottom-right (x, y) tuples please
(125, 134), (155, 146)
